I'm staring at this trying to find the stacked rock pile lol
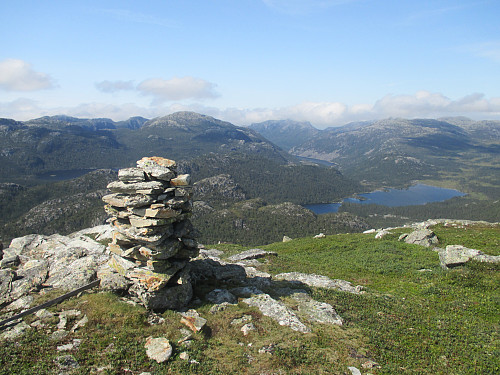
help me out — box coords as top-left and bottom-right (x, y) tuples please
(99, 157), (198, 310)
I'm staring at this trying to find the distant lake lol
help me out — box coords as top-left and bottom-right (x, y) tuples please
(304, 184), (466, 214)
(36, 169), (96, 181)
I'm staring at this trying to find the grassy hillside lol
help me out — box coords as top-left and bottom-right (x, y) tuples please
(1, 223), (498, 374)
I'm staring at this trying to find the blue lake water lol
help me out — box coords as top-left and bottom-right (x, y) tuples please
(36, 169), (97, 181)
(304, 184), (466, 214)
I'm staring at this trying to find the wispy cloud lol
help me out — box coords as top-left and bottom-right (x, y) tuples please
(0, 59), (55, 91)
(99, 8), (177, 27)
(95, 80), (135, 93)
(217, 91), (500, 127)
(262, 0), (355, 15)
(96, 76), (219, 103)
(470, 41), (500, 63)
(3, 91), (500, 127)
(404, 4), (469, 23)
(137, 77), (219, 103)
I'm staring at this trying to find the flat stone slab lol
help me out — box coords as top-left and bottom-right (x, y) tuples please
(274, 272), (363, 294)
(227, 249), (278, 262)
(107, 180), (165, 195)
(400, 229), (439, 247)
(242, 293), (311, 333)
(144, 337), (172, 363)
(297, 298), (344, 326)
(180, 310), (207, 332)
(438, 245), (500, 268)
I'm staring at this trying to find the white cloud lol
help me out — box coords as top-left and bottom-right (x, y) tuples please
(218, 91), (500, 127)
(3, 91), (500, 128)
(137, 77), (219, 103)
(0, 59), (55, 91)
(95, 80), (135, 93)
(0, 98), (46, 120)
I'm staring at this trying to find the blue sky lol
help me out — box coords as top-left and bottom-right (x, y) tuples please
(1, 0), (500, 128)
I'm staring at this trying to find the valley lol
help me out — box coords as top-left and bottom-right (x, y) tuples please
(0, 112), (499, 245)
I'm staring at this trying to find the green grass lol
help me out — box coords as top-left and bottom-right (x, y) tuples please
(432, 223), (500, 255)
(0, 224), (498, 374)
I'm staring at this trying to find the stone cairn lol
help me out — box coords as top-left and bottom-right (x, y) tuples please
(99, 157), (198, 311)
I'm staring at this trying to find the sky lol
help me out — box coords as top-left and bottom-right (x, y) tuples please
(1, 0), (500, 128)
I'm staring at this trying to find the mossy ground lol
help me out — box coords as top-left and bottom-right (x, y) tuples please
(0, 224), (498, 374)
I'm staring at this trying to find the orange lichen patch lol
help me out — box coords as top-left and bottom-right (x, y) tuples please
(170, 174), (191, 186)
(180, 316), (198, 332)
(138, 156), (176, 168)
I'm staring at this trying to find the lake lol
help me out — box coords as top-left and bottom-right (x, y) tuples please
(304, 184), (466, 214)
(36, 169), (97, 181)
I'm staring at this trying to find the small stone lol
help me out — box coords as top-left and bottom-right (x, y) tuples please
(313, 233), (326, 238)
(258, 344), (276, 354)
(348, 366), (362, 375)
(241, 322), (256, 336)
(144, 336), (173, 363)
(130, 206), (181, 219)
(107, 180), (165, 195)
(57, 315), (67, 330)
(231, 315), (253, 326)
(178, 328), (193, 344)
(179, 352), (189, 360)
(54, 355), (79, 371)
(227, 249), (278, 262)
(50, 329), (69, 341)
(118, 168), (146, 182)
(180, 310), (207, 333)
(147, 312), (165, 325)
(209, 302), (235, 314)
(170, 174), (191, 186)
(71, 315), (88, 332)
(283, 236), (292, 242)
(128, 215), (172, 228)
(102, 193), (157, 208)
(57, 343), (74, 351)
(375, 229), (391, 239)
(362, 360), (380, 369)
(206, 288), (238, 304)
(137, 157), (177, 180)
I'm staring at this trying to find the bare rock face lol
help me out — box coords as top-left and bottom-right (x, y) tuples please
(100, 156), (198, 311)
(399, 229), (439, 247)
(438, 245), (500, 268)
(273, 272), (363, 294)
(0, 229), (110, 305)
(242, 293), (311, 333)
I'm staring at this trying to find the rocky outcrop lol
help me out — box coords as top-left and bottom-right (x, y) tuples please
(437, 245), (500, 268)
(273, 272), (364, 294)
(191, 247), (360, 333)
(0, 227), (110, 306)
(399, 229), (439, 247)
(99, 157), (198, 311)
